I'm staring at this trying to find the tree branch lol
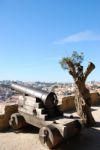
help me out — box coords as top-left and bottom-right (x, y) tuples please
(84, 62), (95, 82)
(66, 60), (77, 78)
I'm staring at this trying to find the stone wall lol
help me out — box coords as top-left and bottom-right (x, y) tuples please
(0, 103), (18, 130)
(59, 92), (100, 112)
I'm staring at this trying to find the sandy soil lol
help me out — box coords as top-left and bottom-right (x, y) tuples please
(0, 106), (100, 150)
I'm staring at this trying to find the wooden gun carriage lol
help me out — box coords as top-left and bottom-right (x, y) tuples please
(9, 83), (81, 149)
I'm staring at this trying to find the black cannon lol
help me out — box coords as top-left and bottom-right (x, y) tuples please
(11, 83), (58, 109)
(9, 83), (81, 149)
(11, 83), (61, 117)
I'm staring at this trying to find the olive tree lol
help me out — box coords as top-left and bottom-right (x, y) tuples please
(60, 51), (95, 126)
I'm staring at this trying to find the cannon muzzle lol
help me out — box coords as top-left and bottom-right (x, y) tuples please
(11, 83), (58, 109)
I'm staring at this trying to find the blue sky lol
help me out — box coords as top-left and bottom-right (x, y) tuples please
(0, 0), (100, 82)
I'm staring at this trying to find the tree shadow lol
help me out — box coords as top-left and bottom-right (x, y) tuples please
(53, 127), (100, 150)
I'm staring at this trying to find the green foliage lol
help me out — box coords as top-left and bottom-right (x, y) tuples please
(60, 57), (70, 69)
(60, 51), (84, 70)
(71, 51), (84, 64)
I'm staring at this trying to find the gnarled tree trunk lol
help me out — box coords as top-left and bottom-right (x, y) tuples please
(67, 61), (95, 126)
(74, 86), (95, 126)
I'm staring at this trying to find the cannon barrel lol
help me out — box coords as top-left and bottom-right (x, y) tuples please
(11, 83), (58, 108)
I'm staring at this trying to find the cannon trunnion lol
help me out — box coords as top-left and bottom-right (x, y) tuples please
(9, 83), (82, 149)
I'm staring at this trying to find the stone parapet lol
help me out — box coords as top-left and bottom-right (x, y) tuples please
(59, 92), (100, 112)
(0, 103), (18, 130)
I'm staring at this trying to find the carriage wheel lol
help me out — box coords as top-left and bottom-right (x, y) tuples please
(39, 125), (62, 149)
(9, 113), (27, 130)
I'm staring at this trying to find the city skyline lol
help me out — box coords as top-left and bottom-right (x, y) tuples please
(0, 0), (100, 82)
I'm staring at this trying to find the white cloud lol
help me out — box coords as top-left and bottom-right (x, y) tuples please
(54, 30), (100, 44)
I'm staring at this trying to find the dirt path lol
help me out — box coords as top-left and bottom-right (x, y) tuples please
(0, 106), (100, 150)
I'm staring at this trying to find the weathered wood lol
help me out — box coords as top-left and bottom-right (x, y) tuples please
(19, 111), (47, 128)
(19, 108), (48, 121)
(18, 96), (36, 106)
(22, 105), (46, 115)
(9, 113), (27, 129)
(39, 119), (81, 149)
(39, 125), (62, 149)
(53, 119), (81, 138)
(18, 94), (61, 119)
